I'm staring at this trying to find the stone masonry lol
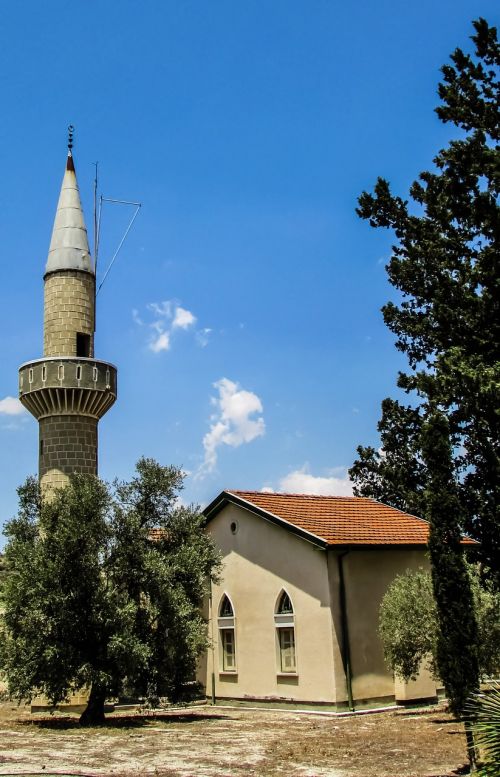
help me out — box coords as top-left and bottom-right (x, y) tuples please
(39, 415), (98, 490)
(44, 270), (95, 358)
(19, 146), (117, 495)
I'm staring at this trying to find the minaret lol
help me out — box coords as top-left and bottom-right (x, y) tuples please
(19, 130), (117, 492)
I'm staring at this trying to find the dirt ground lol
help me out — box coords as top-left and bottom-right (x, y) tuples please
(0, 701), (470, 777)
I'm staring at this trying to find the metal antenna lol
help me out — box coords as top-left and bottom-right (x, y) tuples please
(96, 198), (142, 296)
(93, 162), (99, 272)
(68, 124), (74, 151)
(93, 161), (99, 333)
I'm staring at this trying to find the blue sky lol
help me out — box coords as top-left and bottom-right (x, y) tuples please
(1, 1), (498, 537)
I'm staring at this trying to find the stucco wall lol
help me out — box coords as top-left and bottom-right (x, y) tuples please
(206, 503), (337, 703)
(329, 548), (436, 703)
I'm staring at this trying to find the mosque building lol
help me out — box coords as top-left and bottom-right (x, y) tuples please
(17, 132), (447, 712)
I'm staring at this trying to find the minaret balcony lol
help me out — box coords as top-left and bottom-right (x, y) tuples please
(19, 357), (117, 420)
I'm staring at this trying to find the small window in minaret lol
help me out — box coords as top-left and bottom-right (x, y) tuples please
(76, 333), (91, 357)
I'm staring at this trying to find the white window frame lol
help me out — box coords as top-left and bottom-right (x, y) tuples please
(218, 593), (237, 673)
(275, 590), (297, 675)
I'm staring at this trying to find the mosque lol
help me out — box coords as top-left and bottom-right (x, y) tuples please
(18, 135), (442, 711)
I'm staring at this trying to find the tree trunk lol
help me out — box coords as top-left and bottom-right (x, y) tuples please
(79, 685), (106, 725)
(464, 720), (478, 770)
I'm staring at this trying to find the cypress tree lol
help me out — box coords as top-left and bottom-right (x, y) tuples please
(349, 19), (500, 586)
(421, 411), (479, 761)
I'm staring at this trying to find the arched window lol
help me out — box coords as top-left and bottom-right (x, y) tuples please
(277, 591), (293, 614)
(218, 594), (236, 672)
(219, 594), (234, 618)
(275, 590), (296, 673)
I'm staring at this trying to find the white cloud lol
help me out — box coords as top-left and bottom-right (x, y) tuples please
(172, 306), (196, 330)
(197, 378), (265, 477)
(135, 300), (206, 354)
(0, 396), (26, 416)
(196, 328), (212, 347)
(149, 331), (170, 353)
(274, 465), (353, 496)
(132, 308), (144, 326)
(147, 301), (173, 318)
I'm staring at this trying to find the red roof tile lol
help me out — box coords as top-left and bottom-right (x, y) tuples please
(148, 528), (167, 542)
(210, 490), (476, 547)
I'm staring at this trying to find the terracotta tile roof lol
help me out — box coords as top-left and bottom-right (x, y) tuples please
(209, 490), (476, 547)
(148, 528), (167, 542)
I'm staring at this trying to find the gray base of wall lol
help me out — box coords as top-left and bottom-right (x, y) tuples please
(396, 696), (439, 707)
(31, 703), (115, 715)
(31, 704), (87, 714)
(208, 693), (440, 712)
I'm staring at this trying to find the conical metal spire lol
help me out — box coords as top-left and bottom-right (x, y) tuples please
(45, 127), (93, 275)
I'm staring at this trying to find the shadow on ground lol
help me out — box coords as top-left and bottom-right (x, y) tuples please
(18, 711), (230, 730)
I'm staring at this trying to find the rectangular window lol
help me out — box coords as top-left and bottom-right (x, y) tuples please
(221, 629), (236, 671)
(279, 628), (296, 672)
(76, 332), (91, 357)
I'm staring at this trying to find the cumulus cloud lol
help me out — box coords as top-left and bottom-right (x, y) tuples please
(0, 396), (26, 416)
(133, 300), (206, 353)
(270, 465), (353, 496)
(172, 306), (196, 330)
(149, 331), (170, 353)
(197, 378), (265, 477)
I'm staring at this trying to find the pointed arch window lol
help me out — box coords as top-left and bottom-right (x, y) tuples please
(275, 591), (297, 673)
(218, 594), (236, 672)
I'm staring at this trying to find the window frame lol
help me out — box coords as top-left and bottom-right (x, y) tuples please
(274, 590), (298, 675)
(217, 593), (237, 674)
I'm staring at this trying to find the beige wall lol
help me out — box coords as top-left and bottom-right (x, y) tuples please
(205, 503), (439, 707)
(329, 549), (435, 703)
(207, 503), (337, 703)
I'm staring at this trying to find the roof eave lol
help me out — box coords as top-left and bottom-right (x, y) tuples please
(326, 542), (428, 551)
(203, 490), (329, 549)
(202, 491), (480, 550)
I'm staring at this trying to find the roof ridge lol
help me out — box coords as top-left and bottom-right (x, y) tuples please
(228, 489), (363, 501)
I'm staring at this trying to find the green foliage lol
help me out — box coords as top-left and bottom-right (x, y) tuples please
(380, 567), (500, 684)
(476, 580), (500, 679)
(349, 398), (427, 517)
(379, 568), (437, 681)
(467, 684), (500, 777)
(349, 18), (500, 586)
(0, 459), (221, 722)
(422, 411), (480, 716)
(0, 554), (9, 608)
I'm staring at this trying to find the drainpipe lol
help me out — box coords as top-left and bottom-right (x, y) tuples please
(337, 550), (354, 711)
(209, 582), (216, 705)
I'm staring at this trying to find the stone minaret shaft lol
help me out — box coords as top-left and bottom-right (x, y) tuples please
(19, 145), (117, 491)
